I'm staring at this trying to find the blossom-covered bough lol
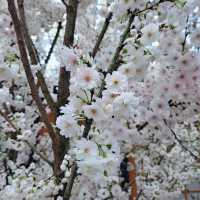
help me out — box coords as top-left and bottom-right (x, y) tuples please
(1, 0), (200, 199)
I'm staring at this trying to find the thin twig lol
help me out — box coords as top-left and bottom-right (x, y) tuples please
(45, 21), (62, 65)
(17, 0), (40, 65)
(83, 11), (135, 139)
(182, 15), (189, 54)
(36, 71), (57, 114)
(0, 109), (53, 166)
(164, 119), (199, 160)
(90, 12), (113, 58)
(107, 0), (173, 73)
(63, 163), (77, 200)
(22, 139), (53, 167)
(135, 190), (143, 200)
(107, 12), (135, 73)
(61, 0), (68, 7)
(0, 110), (18, 131)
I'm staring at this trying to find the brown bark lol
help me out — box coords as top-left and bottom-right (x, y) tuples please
(16, 0), (66, 175)
(17, 0), (57, 115)
(58, 0), (79, 108)
(183, 190), (189, 200)
(17, 0), (39, 65)
(128, 156), (138, 200)
(7, 0), (62, 176)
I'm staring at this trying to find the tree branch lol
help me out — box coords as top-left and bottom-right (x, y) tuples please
(16, 0), (57, 115)
(45, 21), (62, 65)
(135, 190), (143, 200)
(82, 11), (136, 139)
(61, 0), (68, 7)
(17, 0), (40, 65)
(90, 12), (113, 58)
(7, 0), (58, 157)
(57, 0), (79, 108)
(63, 2), (176, 198)
(36, 71), (57, 114)
(62, 11), (136, 200)
(22, 139), (53, 167)
(181, 15), (189, 54)
(63, 0), (78, 47)
(164, 119), (199, 160)
(57, 67), (70, 108)
(63, 163), (77, 200)
(106, 0), (174, 74)
(0, 110), (18, 131)
(107, 12), (135, 73)
(0, 109), (53, 167)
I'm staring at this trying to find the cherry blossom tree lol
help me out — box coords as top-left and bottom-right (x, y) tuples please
(1, 0), (200, 199)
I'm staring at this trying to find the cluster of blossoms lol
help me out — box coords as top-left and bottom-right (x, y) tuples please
(1, 0), (200, 199)
(55, 0), (200, 199)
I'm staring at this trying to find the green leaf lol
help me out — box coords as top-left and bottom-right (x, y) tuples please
(174, 0), (187, 8)
(5, 53), (18, 63)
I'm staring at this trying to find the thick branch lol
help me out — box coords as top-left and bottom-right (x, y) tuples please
(57, 68), (70, 108)
(57, 0), (79, 108)
(16, 0), (57, 114)
(63, 0), (78, 47)
(7, 0), (59, 163)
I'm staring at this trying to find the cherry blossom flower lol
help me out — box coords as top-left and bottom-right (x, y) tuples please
(2, 0), (200, 199)
(105, 71), (128, 92)
(141, 23), (159, 45)
(74, 139), (99, 160)
(191, 27), (200, 46)
(83, 101), (106, 122)
(56, 115), (80, 138)
(73, 67), (101, 89)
